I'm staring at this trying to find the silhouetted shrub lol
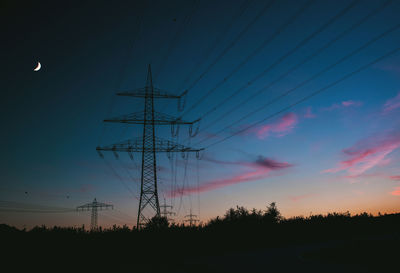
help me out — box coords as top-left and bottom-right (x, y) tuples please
(144, 215), (170, 230)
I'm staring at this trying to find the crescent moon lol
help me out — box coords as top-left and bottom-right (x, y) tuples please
(33, 62), (41, 71)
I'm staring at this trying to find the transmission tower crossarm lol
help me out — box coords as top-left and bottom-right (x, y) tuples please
(116, 87), (184, 99)
(76, 200), (113, 210)
(184, 210), (199, 226)
(94, 203), (113, 209)
(104, 111), (199, 125)
(184, 214), (198, 218)
(76, 204), (91, 211)
(160, 198), (175, 220)
(96, 137), (204, 153)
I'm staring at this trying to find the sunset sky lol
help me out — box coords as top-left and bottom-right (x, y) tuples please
(1, 0), (400, 228)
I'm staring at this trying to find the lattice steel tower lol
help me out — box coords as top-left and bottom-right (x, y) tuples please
(184, 208), (199, 227)
(160, 198), (175, 222)
(76, 198), (113, 230)
(97, 65), (203, 228)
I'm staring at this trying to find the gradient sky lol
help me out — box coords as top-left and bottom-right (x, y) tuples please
(1, 0), (400, 228)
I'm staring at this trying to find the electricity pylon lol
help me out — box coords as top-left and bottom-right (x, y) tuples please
(97, 65), (203, 228)
(76, 198), (113, 230)
(184, 208), (199, 227)
(160, 198), (175, 222)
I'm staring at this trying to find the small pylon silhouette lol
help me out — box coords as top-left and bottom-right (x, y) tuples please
(184, 208), (199, 227)
(77, 198), (113, 230)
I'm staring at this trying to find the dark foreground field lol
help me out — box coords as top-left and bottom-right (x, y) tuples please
(1, 206), (399, 273)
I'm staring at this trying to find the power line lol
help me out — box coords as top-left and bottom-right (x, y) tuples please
(100, 213), (131, 226)
(194, 21), (400, 147)
(0, 187), (74, 200)
(166, 132), (180, 208)
(202, 38), (400, 149)
(102, 159), (140, 200)
(176, 149), (190, 216)
(0, 208), (75, 213)
(159, 0), (254, 115)
(117, 159), (141, 184)
(98, 5), (145, 146)
(154, 0), (200, 81)
(0, 200), (75, 213)
(196, 155), (201, 219)
(117, 11), (144, 90)
(101, 211), (135, 225)
(181, 0), (316, 117)
(192, 0), (360, 124)
(175, 0), (253, 93)
(181, 0), (277, 102)
(114, 207), (135, 220)
(196, 0), (392, 135)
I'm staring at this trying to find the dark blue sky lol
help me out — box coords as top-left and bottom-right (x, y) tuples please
(1, 0), (400, 228)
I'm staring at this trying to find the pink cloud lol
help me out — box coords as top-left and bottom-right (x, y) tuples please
(343, 173), (382, 179)
(289, 193), (316, 202)
(322, 132), (400, 177)
(376, 63), (400, 74)
(322, 100), (362, 111)
(255, 113), (298, 139)
(168, 156), (292, 197)
(389, 175), (400, 181)
(204, 155), (292, 169)
(382, 92), (400, 114)
(390, 187), (400, 196)
(304, 107), (316, 119)
(341, 100), (362, 107)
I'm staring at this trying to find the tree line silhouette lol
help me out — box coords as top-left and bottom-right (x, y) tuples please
(1, 202), (399, 273)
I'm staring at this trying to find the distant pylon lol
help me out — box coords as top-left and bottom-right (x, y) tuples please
(76, 198), (113, 230)
(184, 208), (199, 227)
(160, 198), (175, 222)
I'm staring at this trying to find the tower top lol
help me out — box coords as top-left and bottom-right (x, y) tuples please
(146, 64), (153, 89)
